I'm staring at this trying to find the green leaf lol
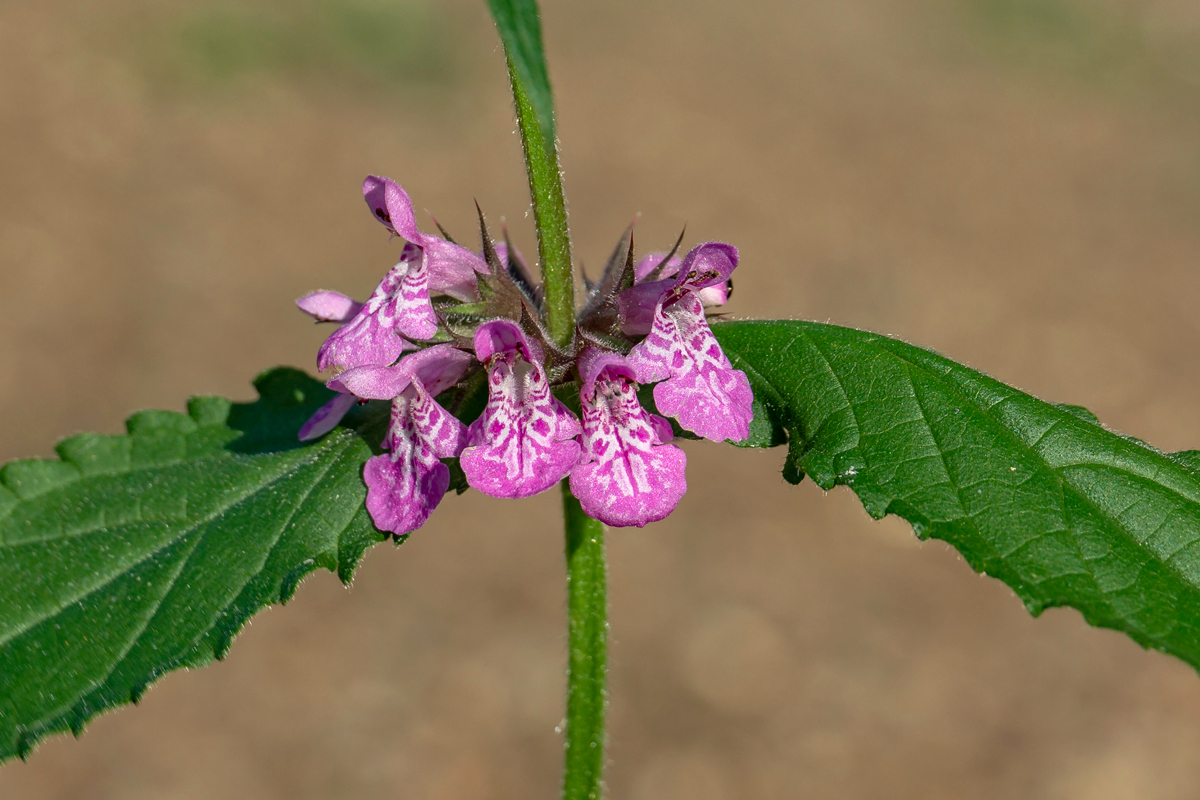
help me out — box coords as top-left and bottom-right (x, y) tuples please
(485, 0), (555, 147)
(714, 320), (1200, 670)
(0, 368), (387, 762)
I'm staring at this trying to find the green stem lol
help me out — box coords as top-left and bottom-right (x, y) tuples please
(509, 60), (575, 347)
(561, 481), (607, 800)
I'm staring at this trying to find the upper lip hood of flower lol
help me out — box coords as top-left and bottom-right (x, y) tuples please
(578, 347), (635, 396)
(668, 242), (738, 290)
(473, 315), (543, 365)
(459, 319), (583, 500)
(616, 242), (737, 335)
(363, 175), (490, 301)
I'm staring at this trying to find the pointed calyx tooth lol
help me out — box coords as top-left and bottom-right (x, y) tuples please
(503, 227), (543, 309)
(577, 326), (634, 355)
(476, 200), (505, 273)
(519, 305), (577, 384)
(432, 295), (488, 341)
(583, 223), (635, 307)
(473, 202), (540, 323)
(577, 223), (637, 336)
(581, 260), (597, 295)
(640, 225), (687, 283)
(431, 216), (457, 245)
(438, 315), (481, 351)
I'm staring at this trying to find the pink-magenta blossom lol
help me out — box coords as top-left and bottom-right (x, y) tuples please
(329, 345), (472, 536)
(621, 243), (753, 443)
(314, 177), (490, 374)
(460, 320), (582, 498)
(569, 348), (687, 527)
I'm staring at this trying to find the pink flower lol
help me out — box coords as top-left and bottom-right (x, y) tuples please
(460, 320), (582, 498)
(315, 177), (489, 374)
(329, 345), (472, 536)
(619, 243), (753, 443)
(569, 348), (687, 527)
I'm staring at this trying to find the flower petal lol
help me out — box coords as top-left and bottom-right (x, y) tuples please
(578, 346), (635, 395)
(617, 278), (672, 336)
(627, 293), (753, 442)
(363, 175), (423, 244)
(363, 383), (467, 536)
(409, 380), (470, 459)
(649, 413), (675, 445)
(670, 242), (738, 292)
(473, 318), (543, 364)
(297, 291), (363, 323)
(330, 344), (471, 401)
(364, 450), (449, 536)
(298, 392), (357, 441)
(632, 250), (729, 308)
(378, 255), (439, 341)
(328, 365), (411, 400)
(460, 320), (580, 498)
(696, 283), (730, 308)
(570, 348), (687, 527)
(404, 344), (475, 397)
(363, 177), (483, 302)
(316, 306), (412, 373)
(424, 238), (488, 300)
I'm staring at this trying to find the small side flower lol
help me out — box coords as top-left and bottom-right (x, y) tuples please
(331, 345), (472, 536)
(316, 177), (490, 374)
(619, 242), (753, 442)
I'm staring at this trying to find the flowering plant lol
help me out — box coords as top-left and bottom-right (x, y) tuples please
(3, 1), (1200, 797)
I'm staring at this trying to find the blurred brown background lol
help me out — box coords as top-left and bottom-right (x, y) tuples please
(3, 0), (1200, 797)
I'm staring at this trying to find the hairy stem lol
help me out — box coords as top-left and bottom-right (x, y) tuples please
(509, 60), (575, 347)
(561, 481), (607, 800)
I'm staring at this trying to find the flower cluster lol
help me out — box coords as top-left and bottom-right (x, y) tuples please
(297, 176), (753, 531)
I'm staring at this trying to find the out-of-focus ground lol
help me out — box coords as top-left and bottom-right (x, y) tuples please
(3, 0), (1200, 796)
